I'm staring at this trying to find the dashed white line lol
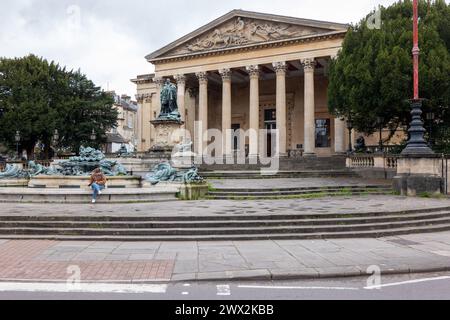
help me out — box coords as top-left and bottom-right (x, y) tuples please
(0, 282), (168, 294)
(364, 276), (450, 290)
(238, 285), (359, 291)
(217, 285), (231, 296)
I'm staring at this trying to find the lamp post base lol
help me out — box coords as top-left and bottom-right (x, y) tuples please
(401, 99), (434, 156)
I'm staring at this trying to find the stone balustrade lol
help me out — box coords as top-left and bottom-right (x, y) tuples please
(385, 156), (399, 169)
(347, 155), (375, 168)
(347, 154), (400, 169)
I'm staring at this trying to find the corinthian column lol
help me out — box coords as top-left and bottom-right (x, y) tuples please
(246, 65), (260, 158)
(219, 68), (232, 158)
(153, 77), (164, 117)
(196, 72), (208, 156)
(175, 74), (186, 125)
(301, 58), (316, 156)
(273, 61), (287, 156)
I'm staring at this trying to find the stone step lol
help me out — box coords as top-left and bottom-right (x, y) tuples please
(208, 185), (389, 193)
(208, 191), (394, 200)
(2, 223), (450, 241)
(201, 170), (358, 179)
(199, 157), (348, 172)
(0, 211), (448, 229)
(2, 206), (449, 222)
(1, 216), (450, 236)
(208, 187), (392, 197)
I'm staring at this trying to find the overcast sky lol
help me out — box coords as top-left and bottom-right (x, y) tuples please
(0, 0), (415, 96)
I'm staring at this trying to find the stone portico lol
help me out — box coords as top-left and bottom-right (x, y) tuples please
(132, 10), (351, 157)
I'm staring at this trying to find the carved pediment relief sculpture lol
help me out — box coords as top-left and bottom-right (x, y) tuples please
(168, 17), (327, 56)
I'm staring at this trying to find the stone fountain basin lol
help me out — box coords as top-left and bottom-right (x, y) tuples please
(28, 175), (141, 189)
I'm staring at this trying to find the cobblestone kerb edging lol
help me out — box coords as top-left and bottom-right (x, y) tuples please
(2, 265), (450, 284)
(171, 265), (450, 283)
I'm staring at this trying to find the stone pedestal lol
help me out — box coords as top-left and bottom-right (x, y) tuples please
(150, 119), (184, 153)
(0, 179), (29, 187)
(28, 176), (141, 189)
(171, 151), (195, 169)
(393, 155), (443, 196)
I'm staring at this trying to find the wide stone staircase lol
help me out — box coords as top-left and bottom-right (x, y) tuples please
(199, 156), (358, 179)
(201, 170), (358, 179)
(206, 185), (394, 200)
(1, 206), (450, 241)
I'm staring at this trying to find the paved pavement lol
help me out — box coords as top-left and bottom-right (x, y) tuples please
(0, 195), (448, 217)
(2, 231), (450, 282)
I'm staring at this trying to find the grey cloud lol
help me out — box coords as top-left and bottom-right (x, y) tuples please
(0, 0), (416, 95)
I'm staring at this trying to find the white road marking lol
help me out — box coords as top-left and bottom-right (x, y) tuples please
(183, 283), (191, 287)
(182, 292), (189, 295)
(217, 285), (231, 296)
(238, 285), (359, 291)
(0, 282), (168, 294)
(364, 276), (450, 290)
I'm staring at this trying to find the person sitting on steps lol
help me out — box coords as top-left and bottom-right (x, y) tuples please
(89, 168), (107, 204)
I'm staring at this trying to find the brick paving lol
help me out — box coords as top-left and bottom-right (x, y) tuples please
(2, 232), (450, 282)
(0, 240), (174, 282)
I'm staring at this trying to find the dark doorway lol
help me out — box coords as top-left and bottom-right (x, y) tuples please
(232, 124), (241, 151)
(264, 109), (277, 157)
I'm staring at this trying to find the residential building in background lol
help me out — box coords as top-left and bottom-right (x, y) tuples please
(106, 92), (139, 153)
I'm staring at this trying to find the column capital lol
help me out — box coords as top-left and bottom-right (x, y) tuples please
(135, 93), (153, 103)
(196, 72), (208, 84)
(246, 65), (260, 78)
(175, 74), (186, 85)
(301, 58), (316, 71)
(219, 68), (232, 81)
(135, 94), (144, 103)
(272, 61), (287, 75)
(153, 77), (165, 87)
(154, 77), (164, 84)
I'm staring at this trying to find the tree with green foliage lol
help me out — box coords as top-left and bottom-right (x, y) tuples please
(328, 0), (450, 151)
(0, 54), (117, 159)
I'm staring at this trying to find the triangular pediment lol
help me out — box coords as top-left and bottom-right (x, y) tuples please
(146, 10), (348, 61)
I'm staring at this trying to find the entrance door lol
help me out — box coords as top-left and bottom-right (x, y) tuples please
(231, 124), (241, 151)
(264, 109), (277, 157)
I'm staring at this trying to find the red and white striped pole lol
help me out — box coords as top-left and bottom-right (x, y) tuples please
(412, 0), (420, 100)
(402, 0), (434, 155)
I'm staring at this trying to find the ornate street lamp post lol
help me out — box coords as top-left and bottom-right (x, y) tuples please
(14, 131), (21, 160)
(377, 116), (384, 153)
(90, 129), (96, 142)
(401, 0), (434, 155)
(52, 129), (59, 159)
(52, 129), (59, 145)
(346, 118), (353, 154)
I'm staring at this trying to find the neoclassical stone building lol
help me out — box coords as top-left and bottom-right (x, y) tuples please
(133, 10), (371, 157)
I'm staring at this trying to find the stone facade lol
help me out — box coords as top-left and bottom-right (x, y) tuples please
(106, 93), (139, 153)
(132, 10), (402, 156)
